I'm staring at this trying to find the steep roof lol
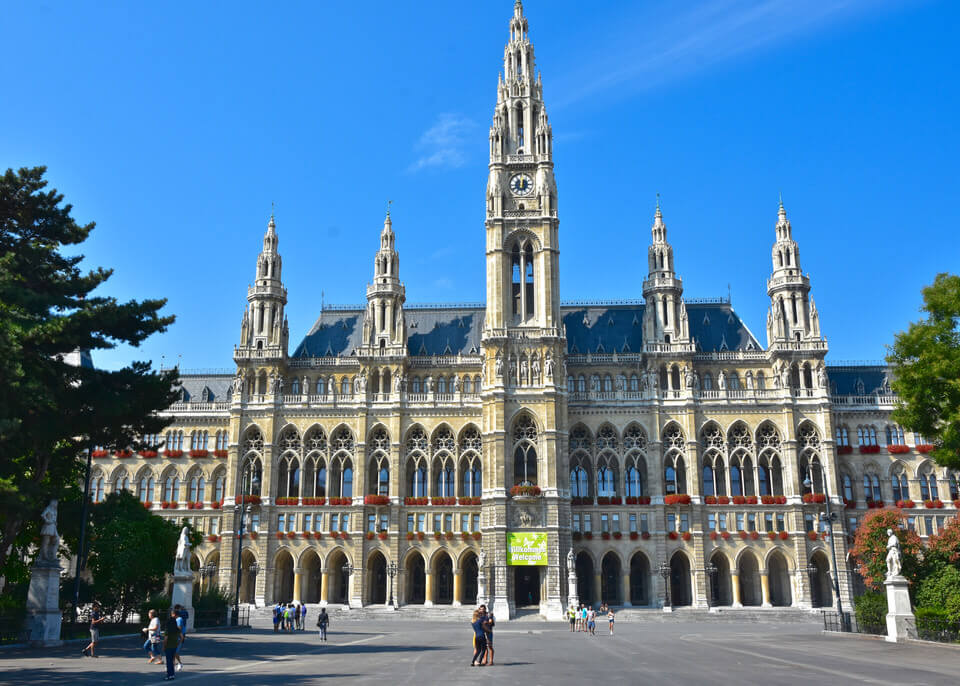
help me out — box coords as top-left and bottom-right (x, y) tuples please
(292, 300), (761, 358)
(826, 364), (890, 395)
(177, 373), (233, 402)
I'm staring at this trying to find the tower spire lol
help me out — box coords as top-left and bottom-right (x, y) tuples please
(236, 213), (288, 361)
(360, 210), (406, 355)
(642, 198), (690, 349)
(766, 198), (823, 346)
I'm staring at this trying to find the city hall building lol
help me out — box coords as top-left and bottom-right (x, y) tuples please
(88, 2), (959, 619)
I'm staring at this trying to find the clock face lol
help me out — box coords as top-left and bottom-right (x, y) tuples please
(509, 173), (534, 196)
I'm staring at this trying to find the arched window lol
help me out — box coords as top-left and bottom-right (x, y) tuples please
(341, 378), (350, 395)
(367, 428), (390, 497)
(213, 472), (225, 503)
(663, 425), (687, 495)
(728, 423), (755, 496)
(624, 424), (647, 498)
(891, 467), (909, 502)
(756, 423), (783, 496)
(700, 424), (725, 497)
(948, 472), (960, 501)
(577, 375), (585, 392)
(513, 414), (538, 486)
(329, 426), (355, 499)
(291, 378), (300, 395)
(863, 473), (882, 502)
(91, 472), (105, 503)
(114, 470), (130, 493)
(406, 427), (428, 498)
(596, 454), (619, 498)
(703, 373), (713, 391)
(842, 474), (853, 501)
(188, 474), (206, 503)
(756, 371), (765, 390)
(919, 464), (939, 502)
(798, 425), (823, 494)
(571, 464), (590, 498)
(458, 426), (482, 498)
(138, 474), (155, 503)
(434, 458), (455, 498)
(163, 475), (180, 502)
(437, 377), (446, 394)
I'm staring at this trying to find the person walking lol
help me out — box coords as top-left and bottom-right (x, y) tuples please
(142, 609), (162, 664)
(162, 608), (182, 681)
(469, 608), (487, 667)
(81, 601), (105, 657)
(173, 604), (186, 672)
(580, 605), (587, 632)
(568, 605), (576, 632)
(482, 606), (495, 666)
(272, 604), (280, 633)
(586, 607), (596, 636)
(316, 607), (329, 642)
(300, 603), (307, 631)
(607, 607), (615, 636)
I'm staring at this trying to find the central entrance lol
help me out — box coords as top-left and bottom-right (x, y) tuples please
(514, 567), (540, 607)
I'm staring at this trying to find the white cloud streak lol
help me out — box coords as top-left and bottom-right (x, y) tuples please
(553, 0), (910, 107)
(408, 113), (477, 172)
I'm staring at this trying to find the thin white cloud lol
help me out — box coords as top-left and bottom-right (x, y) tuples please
(409, 113), (477, 172)
(553, 0), (911, 107)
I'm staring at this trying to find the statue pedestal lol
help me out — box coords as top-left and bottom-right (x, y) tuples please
(25, 562), (62, 647)
(884, 575), (917, 643)
(567, 572), (579, 610)
(170, 571), (195, 632)
(477, 572), (488, 609)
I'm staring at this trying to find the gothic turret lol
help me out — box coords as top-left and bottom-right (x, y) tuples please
(236, 213), (289, 362)
(765, 199), (822, 346)
(642, 200), (690, 349)
(358, 209), (406, 356)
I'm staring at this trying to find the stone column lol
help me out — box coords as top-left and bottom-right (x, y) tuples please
(731, 572), (742, 607)
(170, 570), (196, 632)
(424, 571), (434, 607)
(885, 575), (917, 642)
(760, 570), (772, 608)
(25, 561), (62, 647)
(292, 568), (303, 604)
(593, 572), (603, 606)
(622, 573), (632, 607)
(453, 570), (463, 607)
(320, 570), (330, 605)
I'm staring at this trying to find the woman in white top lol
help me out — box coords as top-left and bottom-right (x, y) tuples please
(142, 609), (162, 664)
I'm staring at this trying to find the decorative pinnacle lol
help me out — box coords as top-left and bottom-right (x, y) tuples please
(655, 192), (662, 218)
(386, 199), (392, 218)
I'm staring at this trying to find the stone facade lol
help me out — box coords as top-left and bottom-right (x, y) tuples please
(87, 2), (959, 619)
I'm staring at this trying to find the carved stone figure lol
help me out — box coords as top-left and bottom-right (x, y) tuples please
(717, 370), (727, 390)
(495, 354), (503, 378)
(233, 373), (244, 395)
(590, 376), (600, 392)
(478, 548), (486, 569)
(395, 374), (403, 392)
(684, 368), (694, 389)
(426, 376), (434, 393)
(531, 357), (540, 382)
(886, 528), (902, 578)
(38, 500), (59, 564)
(818, 365), (828, 389)
(693, 371), (701, 392)
(520, 358), (528, 384)
(567, 547), (575, 569)
(781, 366), (791, 389)
(302, 376), (309, 395)
(453, 375), (461, 392)
(174, 527), (192, 574)
(544, 353), (554, 378)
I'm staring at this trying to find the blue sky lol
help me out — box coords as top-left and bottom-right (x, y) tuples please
(2, 0), (958, 370)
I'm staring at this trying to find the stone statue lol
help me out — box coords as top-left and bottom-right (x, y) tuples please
(693, 371), (701, 392)
(531, 357), (540, 382)
(495, 354), (503, 378)
(886, 528), (902, 578)
(38, 500), (59, 564)
(426, 375), (434, 393)
(302, 376), (309, 395)
(174, 527), (192, 574)
(684, 368), (694, 389)
(717, 370), (727, 390)
(567, 547), (575, 569)
(453, 375), (461, 392)
(520, 358), (528, 384)
(590, 376), (600, 392)
(561, 355), (567, 378)
(478, 548), (486, 569)
(233, 372), (244, 395)
(275, 375), (284, 395)
(394, 374), (403, 392)
(817, 365), (827, 389)
(544, 353), (554, 378)
(616, 375), (624, 391)
(781, 366), (791, 389)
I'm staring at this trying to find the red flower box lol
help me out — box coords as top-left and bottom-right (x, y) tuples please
(364, 495), (390, 506)
(302, 497), (326, 506)
(211, 500), (222, 509)
(625, 496), (652, 505)
(329, 497), (352, 506)
(843, 497), (855, 509)
(721, 531), (731, 540)
(750, 531), (760, 540)
(760, 495), (775, 505)
(954, 500), (960, 509)
(776, 496), (788, 504)
(732, 495), (746, 505)
(139, 450), (158, 458)
(417, 531), (425, 541)
(836, 445), (853, 455)
(510, 485), (541, 497)
(431, 497), (457, 506)
(206, 534), (219, 542)
(630, 532), (639, 540)
(406, 532), (415, 540)
(858, 445), (880, 454)
(472, 532), (481, 540)
(236, 495), (261, 505)
(164, 450), (184, 458)
(641, 532), (651, 540)
(458, 497), (481, 506)
(768, 531), (777, 540)
(213, 450), (228, 458)
(248, 531), (258, 540)
(613, 531), (622, 540)
(807, 531), (818, 541)
(286, 531), (297, 539)
(444, 531), (454, 540)
(710, 531), (718, 540)
(802, 493), (827, 504)
(663, 494), (691, 506)
(924, 499), (944, 509)
(779, 530), (789, 540)
(404, 497), (429, 506)
(887, 445), (910, 454)
(668, 531), (679, 540)
(276, 532), (285, 539)
(705, 496), (717, 505)
(866, 499), (884, 509)
(584, 532), (593, 540)
(189, 449), (209, 458)
(714, 495), (729, 505)
(571, 497), (590, 506)
(313, 532), (323, 539)
(682, 531), (692, 542)
(916, 444), (934, 453)
(92, 450), (109, 458)
(161, 501), (178, 509)
(329, 531), (339, 539)
(366, 531), (375, 540)
(896, 499), (916, 509)
(378, 531), (388, 540)
(746, 496), (758, 505)
(739, 531), (748, 540)
(143, 501), (153, 509)
(114, 450), (133, 458)
(601, 532), (611, 540)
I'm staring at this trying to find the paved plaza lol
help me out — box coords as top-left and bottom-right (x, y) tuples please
(2, 616), (958, 685)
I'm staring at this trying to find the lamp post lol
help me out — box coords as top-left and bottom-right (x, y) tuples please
(233, 503), (252, 626)
(704, 562), (717, 609)
(387, 561), (399, 609)
(658, 561), (672, 611)
(804, 472), (847, 630)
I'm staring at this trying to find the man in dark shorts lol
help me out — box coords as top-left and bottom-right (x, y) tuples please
(82, 602), (105, 657)
(482, 605), (495, 665)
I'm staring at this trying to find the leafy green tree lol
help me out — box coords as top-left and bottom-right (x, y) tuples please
(0, 166), (179, 577)
(87, 491), (201, 619)
(888, 273), (960, 469)
(849, 508), (923, 590)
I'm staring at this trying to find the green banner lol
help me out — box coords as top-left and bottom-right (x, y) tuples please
(506, 532), (548, 566)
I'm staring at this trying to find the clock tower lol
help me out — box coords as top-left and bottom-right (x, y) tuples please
(482, 0), (567, 621)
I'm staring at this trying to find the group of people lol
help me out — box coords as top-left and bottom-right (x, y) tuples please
(469, 605), (496, 666)
(568, 603), (615, 636)
(140, 604), (189, 681)
(273, 602), (307, 632)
